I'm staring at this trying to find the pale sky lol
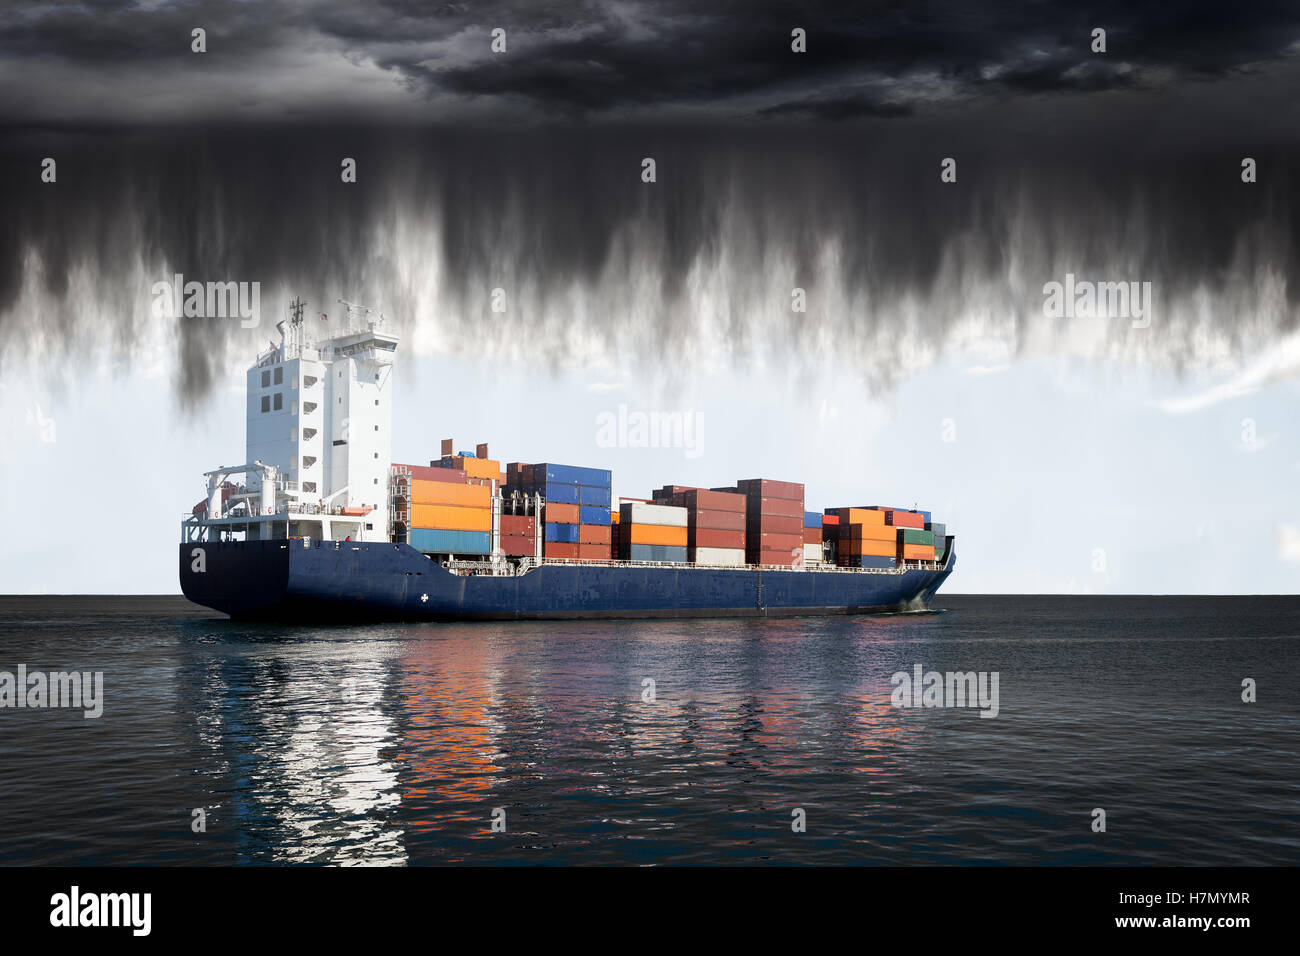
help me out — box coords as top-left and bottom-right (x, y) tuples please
(1, 331), (1295, 595)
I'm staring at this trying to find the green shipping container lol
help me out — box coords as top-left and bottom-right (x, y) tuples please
(898, 528), (935, 546)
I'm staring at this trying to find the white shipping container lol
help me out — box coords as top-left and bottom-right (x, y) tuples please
(620, 502), (688, 528)
(692, 546), (746, 566)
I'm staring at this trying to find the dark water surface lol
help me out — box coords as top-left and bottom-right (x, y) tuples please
(0, 595), (1296, 865)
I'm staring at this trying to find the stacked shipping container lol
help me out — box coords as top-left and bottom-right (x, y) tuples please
(507, 462), (613, 560)
(618, 502), (688, 563)
(738, 478), (805, 567)
(399, 452), (949, 569)
(827, 507), (897, 569)
(667, 488), (746, 566)
(802, 511), (825, 565)
(397, 463), (493, 554)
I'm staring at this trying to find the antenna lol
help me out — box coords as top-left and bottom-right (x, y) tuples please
(282, 296), (308, 357)
(337, 298), (384, 333)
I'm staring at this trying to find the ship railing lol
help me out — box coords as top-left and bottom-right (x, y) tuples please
(525, 558), (916, 574)
(445, 559), (513, 576)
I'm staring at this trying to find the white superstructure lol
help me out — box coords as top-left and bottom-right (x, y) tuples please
(182, 297), (399, 544)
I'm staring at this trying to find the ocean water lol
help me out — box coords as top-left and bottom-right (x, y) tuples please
(0, 594), (1296, 866)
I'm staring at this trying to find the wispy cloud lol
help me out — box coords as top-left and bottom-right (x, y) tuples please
(1276, 524), (1300, 562)
(1159, 332), (1300, 414)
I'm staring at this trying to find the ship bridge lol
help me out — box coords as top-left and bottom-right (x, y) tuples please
(182, 297), (398, 545)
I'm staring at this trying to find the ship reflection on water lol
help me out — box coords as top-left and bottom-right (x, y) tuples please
(182, 616), (942, 865)
(6, 595), (1295, 866)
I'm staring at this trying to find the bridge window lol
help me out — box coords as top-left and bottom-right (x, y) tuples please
(261, 395), (270, 413)
(273, 393), (283, 411)
(273, 367), (283, 385)
(261, 370), (270, 387)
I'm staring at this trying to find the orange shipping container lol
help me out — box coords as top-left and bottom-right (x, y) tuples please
(454, 456), (501, 480)
(831, 507), (886, 526)
(901, 544), (936, 560)
(627, 524), (688, 547)
(842, 537), (895, 558)
(409, 480), (492, 508)
(410, 503), (491, 532)
(848, 521), (896, 542)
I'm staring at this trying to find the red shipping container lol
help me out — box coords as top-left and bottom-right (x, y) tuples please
(737, 478), (804, 500)
(395, 463), (467, 484)
(744, 496), (804, 518)
(689, 528), (746, 549)
(544, 541), (579, 559)
(887, 510), (925, 529)
(747, 532), (802, 554)
(822, 514), (840, 526)
(676, 489), (746, 512)
(500, 535), (534, 556)
(579, 524), (612, 545)
(753, 549), (800, 567)
(500, 514), (536, 536)
(746, 514), (803, 535)
(577, 543), (609, 560)
(546, 503), (580, 524)
(689, 509), (746, 532)
(802, 529), (822, 545)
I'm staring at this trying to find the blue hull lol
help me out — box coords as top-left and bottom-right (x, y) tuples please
(179, 539), (956, 621)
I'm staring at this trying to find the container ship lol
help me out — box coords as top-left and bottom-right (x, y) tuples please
(179, 300), (955, 620)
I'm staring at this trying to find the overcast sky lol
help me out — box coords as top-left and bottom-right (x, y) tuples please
(0, 1), (1297, 593)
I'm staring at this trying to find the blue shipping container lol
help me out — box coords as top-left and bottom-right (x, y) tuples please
(533, 482), (580, 504)
(848, 555), (896, 569)
(410, 529), (491, 554)
(579, 505), (611, 525)
(578, 485), (613, 507)
(627, 544), (688, 563)
(544, 522), (580, 544)
(803, 512), (823, 528)
(534, 463), (612, 487)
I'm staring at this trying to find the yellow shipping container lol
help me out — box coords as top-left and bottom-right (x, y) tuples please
(627, 524), (688, 547)
(411, 503), (491, 532)
(408, 479), (492, 508)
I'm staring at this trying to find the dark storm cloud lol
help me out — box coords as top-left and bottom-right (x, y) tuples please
(2, 106), (1298, 405)
(1, 2), (1299, 406)
(2, 1), (1299, 121)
